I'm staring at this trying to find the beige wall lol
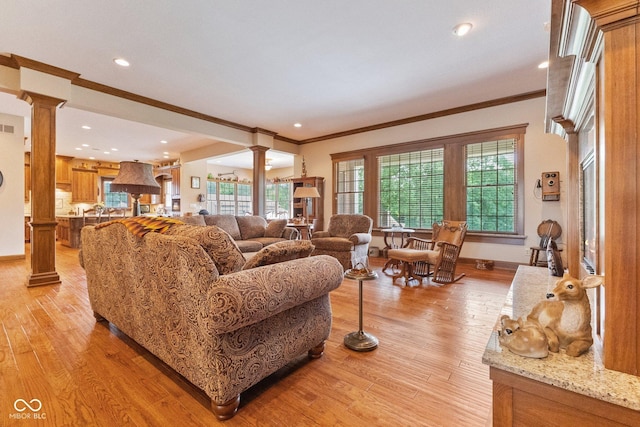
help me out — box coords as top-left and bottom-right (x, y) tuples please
(298, 97), (567, 264)
(0, 112), (26, 257)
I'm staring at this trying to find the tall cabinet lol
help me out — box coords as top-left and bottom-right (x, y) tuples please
(292, 176), (324, 231)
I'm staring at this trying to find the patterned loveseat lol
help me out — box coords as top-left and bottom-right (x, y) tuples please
(180, 214), (298, 253)
(80, 219), (343, 420)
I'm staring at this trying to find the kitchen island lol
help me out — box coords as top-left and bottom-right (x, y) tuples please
(55, 215), (113, 248)
(483, 266), (640, 426)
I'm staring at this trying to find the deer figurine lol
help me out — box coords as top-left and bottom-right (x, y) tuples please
(527, 272), (604, 357)
(497, 315), (549, 358)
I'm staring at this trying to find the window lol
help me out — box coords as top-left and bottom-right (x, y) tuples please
(465, 139), (517, 232)
(266, 181), (293, 219)
(331, 124), (526, 242)
(378, 149), (443, 228)
(206, 179), (253, 215)
(336, 159), (364, 214)
(102, 177), (129, 208)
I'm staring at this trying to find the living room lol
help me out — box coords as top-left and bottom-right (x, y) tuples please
(2, 1), (640, 425)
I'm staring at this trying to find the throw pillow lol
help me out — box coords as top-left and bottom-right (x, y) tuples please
(242, 240), (315, 270)
(166, 224), (245, 274)
(264, 219), (287, 238)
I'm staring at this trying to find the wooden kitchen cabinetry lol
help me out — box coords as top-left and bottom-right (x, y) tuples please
(56, 217), (71, 247)
(139, 176), (163, 205)
(55, 155), (73, 187)
(71, 168), (98, 203)
(292, 176), (324, 231)
(24, 152), (30, 202)
(170, 166), (180, 198)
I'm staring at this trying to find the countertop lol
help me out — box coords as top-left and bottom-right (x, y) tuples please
(482, 265), (640, 411)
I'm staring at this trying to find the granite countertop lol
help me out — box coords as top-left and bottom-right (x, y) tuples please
(482, 265), (640, 411)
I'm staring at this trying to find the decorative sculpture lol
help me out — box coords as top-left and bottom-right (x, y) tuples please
(527, 272), (604, 357)
(497, 315), (549, 359)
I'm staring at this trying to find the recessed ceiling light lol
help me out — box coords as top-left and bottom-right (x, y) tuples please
(160, 140), (168, 144)
(103, 151), (110, 155)
(163, 155), (169, 159)
(81, 125), (91, 130)
(538, 61), (549, 69)
(163, 151), (169, 155)
(82, 143), (89, 147)
(452, 23), (473, 37)
(294, 123), (302, 128)
(89, 157), (95, 160)
(111, 148), (118, 151)
(75, 147), (82, 151)
(114, 58), (130, 67)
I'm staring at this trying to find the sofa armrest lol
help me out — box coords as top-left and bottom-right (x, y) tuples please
(349, 232), (372, 245)
(282, 226), (299, 240)
(312, 230), (331, 238)
(206, 255), (343, 333)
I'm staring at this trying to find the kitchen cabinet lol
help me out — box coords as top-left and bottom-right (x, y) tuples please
(55, 155), (73, 187)
(139, 176), (163, 205)
(24, 216), (30, 242)
(56, 217), (71, 247)
(71, 168), (98, 203)
(170, 166), (180, 198)
(292, 176), (324, 231)
(24, 152), (30, 202)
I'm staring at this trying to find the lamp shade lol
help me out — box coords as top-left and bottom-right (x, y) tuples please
(293, 186), (321, 198)
(111, 161), (161, 195)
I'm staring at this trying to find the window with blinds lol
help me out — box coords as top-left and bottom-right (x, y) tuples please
(466, 138), (517, 232)
(336, 159), (365, 214)
(378, 148), (444, 228)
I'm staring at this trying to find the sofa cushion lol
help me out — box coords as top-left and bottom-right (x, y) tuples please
(177, 215), (206, 226)
(234, 240), (264, 253)
(311, 236), (353, 251)
(165, 224), (245, 274)
(264, 219), (287, 238)
(243, 240), (315, 270)
(203, 215), (241, 240)
(236, 216), (267, 240)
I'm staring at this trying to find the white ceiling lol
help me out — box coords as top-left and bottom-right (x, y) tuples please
(0, 0), (551, 168)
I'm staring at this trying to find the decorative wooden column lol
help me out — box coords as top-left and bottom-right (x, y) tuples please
(21, 91), (64, 287)
(249, 145), (269, 217)
(574, 0), (640, 375)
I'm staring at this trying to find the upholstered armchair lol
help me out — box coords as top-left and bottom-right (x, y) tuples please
(311, 214), (373, 270)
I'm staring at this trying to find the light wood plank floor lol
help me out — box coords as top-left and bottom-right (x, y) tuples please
(1, 244), (513, 426)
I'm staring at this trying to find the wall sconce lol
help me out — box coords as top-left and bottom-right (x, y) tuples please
(111, 161), (161, 216)
(265, 159), (273, 171)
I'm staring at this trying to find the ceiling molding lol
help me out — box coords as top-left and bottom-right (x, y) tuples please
(298, 90), (546, 144)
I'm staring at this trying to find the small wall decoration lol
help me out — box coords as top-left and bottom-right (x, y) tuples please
(191, 176), (200, 189)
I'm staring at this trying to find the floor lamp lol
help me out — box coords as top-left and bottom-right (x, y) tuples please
(111, 161), (161, 216)
(293, 186), (320, 224)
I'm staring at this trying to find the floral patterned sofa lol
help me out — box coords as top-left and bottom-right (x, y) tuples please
(80, 218), (343, 420)
(180, 214), (298, 253)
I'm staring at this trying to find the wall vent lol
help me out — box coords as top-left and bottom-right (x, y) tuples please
(1, 124), (15, 134)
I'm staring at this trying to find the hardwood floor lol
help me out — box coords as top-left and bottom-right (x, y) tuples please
(1, 244), (513, 426)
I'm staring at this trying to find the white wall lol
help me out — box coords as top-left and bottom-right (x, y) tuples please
(0, 113), (26, 257)
(298, 97), (567, 264)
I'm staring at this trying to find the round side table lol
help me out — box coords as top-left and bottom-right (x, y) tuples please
(343, 270), (379, 351)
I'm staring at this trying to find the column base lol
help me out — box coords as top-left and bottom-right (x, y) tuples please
(27, 271), (61, 287)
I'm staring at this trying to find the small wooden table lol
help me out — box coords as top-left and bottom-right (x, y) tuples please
(381, 227), (415, 271)
(287, 223), (311, 240)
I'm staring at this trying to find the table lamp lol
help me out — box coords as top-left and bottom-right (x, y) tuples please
(111, 161), (161, 216)
(293, 186), (320, 224)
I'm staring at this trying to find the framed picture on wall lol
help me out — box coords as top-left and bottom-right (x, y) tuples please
(191, 176), (200, 189)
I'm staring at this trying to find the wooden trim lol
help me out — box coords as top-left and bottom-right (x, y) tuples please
(72, 77), (254, 133)
(330, 124), (528, 161)
(302, 91), (543, 144)
(0, 254), (26, 261)
(12, 54), (80, 81)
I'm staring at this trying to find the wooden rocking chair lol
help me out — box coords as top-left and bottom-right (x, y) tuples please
(388, 220), (468, 285)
